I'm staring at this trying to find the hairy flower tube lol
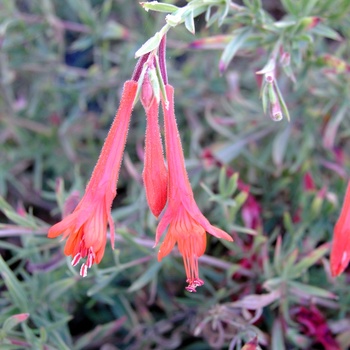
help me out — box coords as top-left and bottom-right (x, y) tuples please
(48, 81), (137, 276)
(330, 180), (350, 277)
(141, 73), (168, 217)
(155, 84), (233, 292)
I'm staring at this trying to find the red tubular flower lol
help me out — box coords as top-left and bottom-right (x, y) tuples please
(156, 84), (233, 292)
(330, 180), (350, 276)
(141, 74), (168, 217)
(48, 81), (138, 276)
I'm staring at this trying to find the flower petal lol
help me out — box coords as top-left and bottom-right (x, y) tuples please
(158, 229), (176, 261)
(47, 211), (79, 238)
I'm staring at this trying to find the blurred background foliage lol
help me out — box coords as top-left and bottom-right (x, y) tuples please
(0, 0), (350, 349)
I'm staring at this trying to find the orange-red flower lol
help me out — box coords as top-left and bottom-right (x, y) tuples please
(156, 85), (233, 292)
(48, 80), (137, 276)
(141, 73), (168, 217)
(330, 180), (350, 276)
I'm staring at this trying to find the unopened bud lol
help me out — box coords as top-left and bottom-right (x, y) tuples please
(310, 194), (323, 217)
(280, 52), (290, 67)
(242, 337), (259, 350)
(268, 84), (283, 122)
(148, 68), (160, 103)
(265, 73), (274, 83)
(321, 54), (350, 73)
(140, 73), (154, 110)
(300, 16), (321, 30)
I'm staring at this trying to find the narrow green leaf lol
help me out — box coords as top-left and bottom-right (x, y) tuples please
(289, 244), (328, 279)
(274, 82), (290, 122)
(282, 249), (298, 277)
(155, 55), (168, 106)
(70, 36), (93, 51)
(128, 261), (161, 292)
(261, 83), (268, 114)
(0, 255), (28, 313)
(281, 0), (299, 16)
(227, 173), (238, 197)
(44, 278), (76, 301)
(185, 9), (195, 34)
(135, 32), (162, 58)
(301, 0), (320, 15)
(272, 125), (291, 168)
(273, 236), (282, 274)
(205, 5), (212, 23)
(101, 21), (128, 40)
(65, 0), (96, 27)
(3, 313), (29, 331)
(219, 28), (251, 72)
(272, 318), (286, 350)
(0, 345), (25, 350)
(3, 210), (37, 229)
(218, 167), (227, 196)
(101, 0), (113, 22)
(311, 23), (342, 41)
(0, 196), (13, 212)
(289, 281), (337, 299)
(229, 224), (257, 235)
(218, 0), (230, 27)
(87, 273), (117, 296)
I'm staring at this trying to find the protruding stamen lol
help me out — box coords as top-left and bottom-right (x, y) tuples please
(86, 247), (95, 268)
(80, 263), (88, 277)
(71, 253), (82, 266)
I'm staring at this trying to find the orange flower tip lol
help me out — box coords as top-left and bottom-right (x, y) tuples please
(47, 227), (59, 238)
(331, 251), (349, 277)
(185, 278), (204, 293)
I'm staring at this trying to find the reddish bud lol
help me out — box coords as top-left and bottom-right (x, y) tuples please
(321, 54), (350, 74)
(300, 16), (321, 30)
(242, 337), (259, 350)
(140, 73), (154, 111)
(12, 313), (30, 322)
(303, 172), (316, 191)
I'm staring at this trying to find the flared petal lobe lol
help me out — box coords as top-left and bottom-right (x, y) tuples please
(156, 84), (233, 292)
(330, 181), (350, 276)
(48, 81), (138, 276)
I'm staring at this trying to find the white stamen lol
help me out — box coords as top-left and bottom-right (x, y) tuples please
(80, 263), (88, 277)
(71, 253), (81, 267)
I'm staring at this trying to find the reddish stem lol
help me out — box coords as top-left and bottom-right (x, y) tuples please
(159, 35), (168, 85)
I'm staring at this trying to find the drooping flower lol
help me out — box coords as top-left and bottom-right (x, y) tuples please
(330, 180), (350, 276)
(156, 84), (233, 292)
(140, 72), (168, 217)
(48, 80), (138, 276)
